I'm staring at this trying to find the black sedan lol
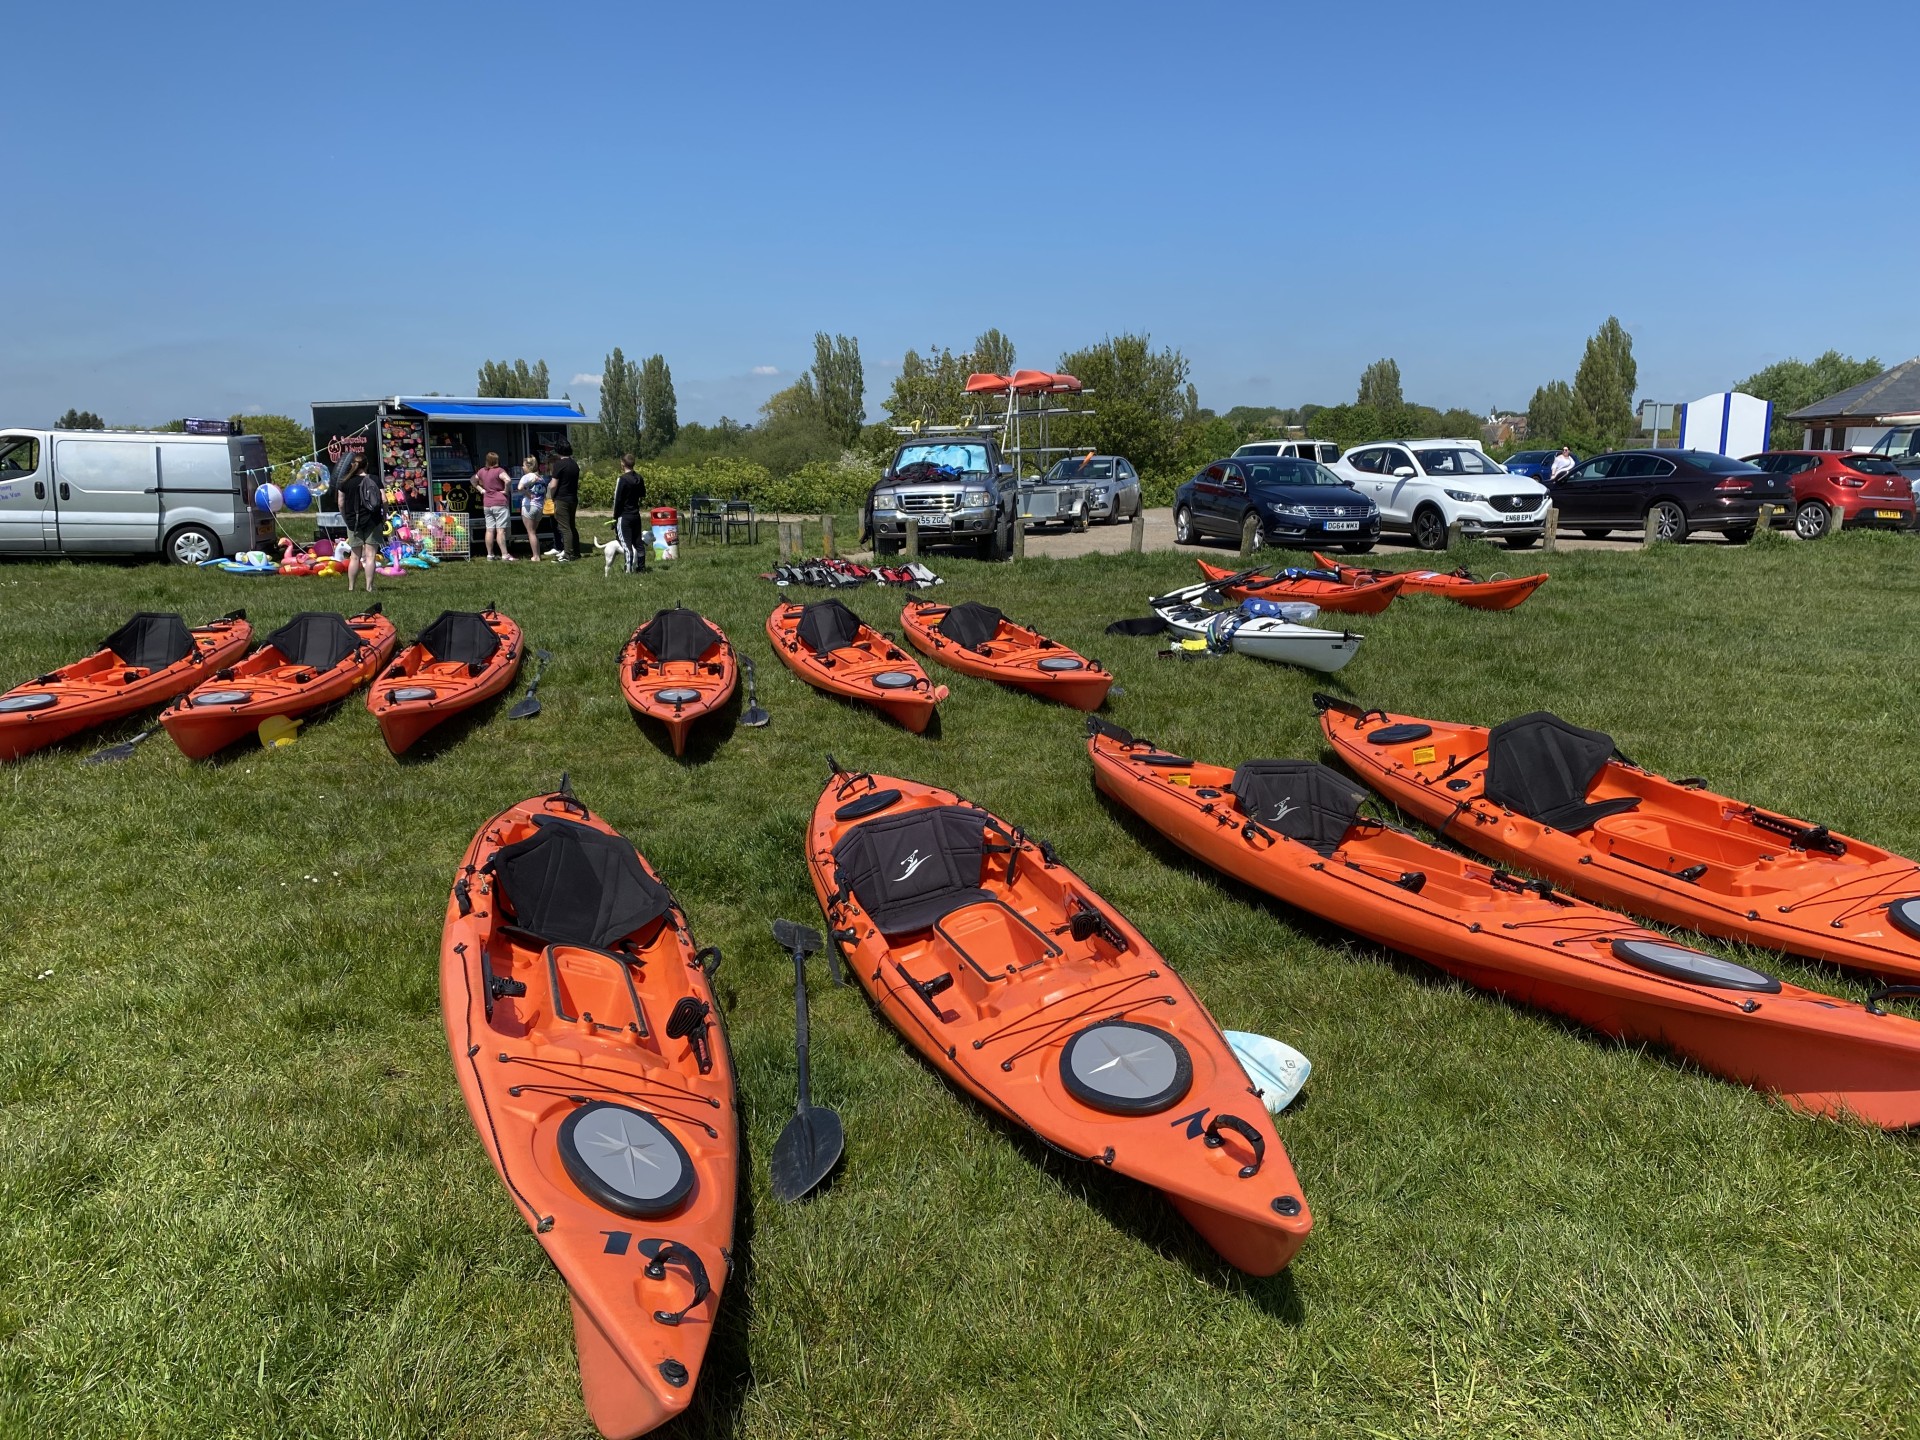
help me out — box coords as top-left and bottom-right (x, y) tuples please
(1174, 457), (1380, 552)
(1543, 449), (1793, 543)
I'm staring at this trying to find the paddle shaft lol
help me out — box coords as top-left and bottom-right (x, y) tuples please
(791, 948), (812, 1110)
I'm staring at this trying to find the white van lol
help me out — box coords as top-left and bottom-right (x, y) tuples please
(0, 429), (275, 563)
(1233, 439), (1343, 464)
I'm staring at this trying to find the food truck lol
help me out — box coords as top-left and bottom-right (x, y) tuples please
(309, 396), (595, 556)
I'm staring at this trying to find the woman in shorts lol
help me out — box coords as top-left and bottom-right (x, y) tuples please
(475, 451), (513, 561)
(339, 455), (384, 593)
(515, 456), (546, 561)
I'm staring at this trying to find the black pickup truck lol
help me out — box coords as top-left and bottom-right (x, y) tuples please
(867, 434), (1019, 560)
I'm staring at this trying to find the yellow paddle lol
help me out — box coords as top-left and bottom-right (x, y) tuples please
(258, 715), (302, 749)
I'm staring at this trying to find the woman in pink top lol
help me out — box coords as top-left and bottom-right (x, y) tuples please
(474, 451), (513, 561)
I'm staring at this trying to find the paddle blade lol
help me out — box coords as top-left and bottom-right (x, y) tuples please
(770, 1104), (844, 1203)
(505, 694), (542, 720)
(771, 918), (821, 956)
(83, 729), (153, 765)
(1225, 1031), (1311, 1114)
(258, 715), (301, 749)
(740, 656), (769, 727)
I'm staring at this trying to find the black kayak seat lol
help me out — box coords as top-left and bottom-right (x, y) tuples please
(416, 611), (501, 667)
(1484, 711), (1643, 833)
(831, 804), (992, 934)
(101, 612), (193, 670)
(1230, 761), (1367, 856)
(484, 816), (674, 949)
(635, 608), (723, 664)
(934, 601), (1006, 653)
(797, 600), (865, 656)
(261, 613), (363, 671)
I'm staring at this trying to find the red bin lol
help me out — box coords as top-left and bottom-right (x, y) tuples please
(650, 506), (678, 561)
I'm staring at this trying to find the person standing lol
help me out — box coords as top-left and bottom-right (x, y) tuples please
(1549, 445), (1576, 482)
(611, 455), (648, 573)
(548, 442), (580, 562)
(515, 456), (546, 561)
(338, 455), (384, 593)
(475, 451), (513, 561)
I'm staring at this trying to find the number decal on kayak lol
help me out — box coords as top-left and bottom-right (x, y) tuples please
(601, 1230), (633, 1255)
(1170, 1107), (1210, 1140)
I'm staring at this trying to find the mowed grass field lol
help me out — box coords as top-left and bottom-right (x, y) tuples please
(3, 529), (1919, 1440)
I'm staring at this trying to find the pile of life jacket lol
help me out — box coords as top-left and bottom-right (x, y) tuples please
(762, 557), (943, 590)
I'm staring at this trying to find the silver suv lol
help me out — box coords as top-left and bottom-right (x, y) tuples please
(869, 435), (1019, 560)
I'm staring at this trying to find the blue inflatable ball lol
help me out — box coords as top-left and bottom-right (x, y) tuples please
(284, 481), (313, 512)
(254, 482), (285, 513)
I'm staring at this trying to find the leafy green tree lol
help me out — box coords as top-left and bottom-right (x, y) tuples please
(1526, 381), (1581, 448)
(56, 409), (104, 429)
(1056, 333), (1196, 477)
(596, 348), (641, 461)
(638, 354), (678, 457)
(970, 328), (1016, 378)
(1738, 350), (1882, 448)
(229, 414), (314, 467)
(1357, 359), (1403, 409)
(1221, 405), (1300, 442)
(884, 346), (967, 426)
(810, 333), (865, 446)
(1437, 408), (1487, 440)
(476, 358), (549, 398)
(1573, 317), (1637, 447)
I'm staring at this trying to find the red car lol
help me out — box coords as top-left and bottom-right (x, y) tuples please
(1743, 451), (1914, 538)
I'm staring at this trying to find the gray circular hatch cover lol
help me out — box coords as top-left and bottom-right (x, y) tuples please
(389, 686), (436, 702)
(1059, 1020), (1193, 1115)
(872, 671), (918, 690)
(557, 1101), (695, 1218)
(0, 693), (59, 712)
(1036, 656), (1085, 672)
(656, 687), (701, 705)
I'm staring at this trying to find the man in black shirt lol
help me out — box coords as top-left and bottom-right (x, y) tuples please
(612, 455), (648, 573)
(548, 443), (581, 561)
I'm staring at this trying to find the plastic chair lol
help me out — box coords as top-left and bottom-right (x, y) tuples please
(689, 495), (724, 542)
(724, 497), (758, 545)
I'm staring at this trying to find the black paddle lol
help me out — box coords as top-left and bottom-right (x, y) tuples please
(770, 918), (843, 1203)
(740, 655), (769, 728)
(84, 726), (158, 765)
(507, 649), (552, 720)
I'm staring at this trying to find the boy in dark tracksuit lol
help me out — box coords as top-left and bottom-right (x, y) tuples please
(612, 456), (648, 573)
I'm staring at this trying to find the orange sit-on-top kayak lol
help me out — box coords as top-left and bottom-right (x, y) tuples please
(1317, 694), (1920, 984)
(0, 610), (251, 761)
(899, 599), (1112, 711)
(1311, 552), (1547, 610)
(1090, 717), (1920, 1128)
(442, 788), (737, 1439)
(619, 609), (738, 756)
(1196, 559), (1405, 614)
(368, 608), (522, 755)
(161, 608), (397, 758)
(767, 599), (947, 733)
(806, 764), (1311, 1274)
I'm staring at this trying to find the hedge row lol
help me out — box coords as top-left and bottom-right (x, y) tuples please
(576, 458), (881, 515)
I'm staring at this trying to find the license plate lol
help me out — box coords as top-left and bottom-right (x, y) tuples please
(1877, 510), (1903, 520)
(1324, 520), (1360, 532)
(916, 515), (950, 528)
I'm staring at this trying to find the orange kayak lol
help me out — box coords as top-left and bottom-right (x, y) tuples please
(441, 789), (737, 1438)
(806, 764), (1311, 1274)
(1317, 695), (1920, 984)
(619, 609), (738, 757)
(766, 600), (947, 733)
(1311, 552), (1547, 610)
(368, 608), (522, 755)
(899, 600), (1111, 711)
(1090, 717), (1920, 1128)
(1196, 559), (1405, 614)
(0, 610), (251, 761)
(161, 608), (397, 758)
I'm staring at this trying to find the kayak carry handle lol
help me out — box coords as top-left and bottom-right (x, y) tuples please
(1865, 985), (1920, 1018)
(639, 1238), (711, 1326)
(1204, 1112), (1265, 1179)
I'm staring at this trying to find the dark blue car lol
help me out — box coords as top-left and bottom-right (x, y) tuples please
(1502, 449), (1560, 482)
(1173, 457), (1380, 552)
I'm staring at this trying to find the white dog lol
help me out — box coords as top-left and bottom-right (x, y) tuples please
(591, 535), (626, 578)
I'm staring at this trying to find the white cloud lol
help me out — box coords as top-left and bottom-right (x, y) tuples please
(570, 372), (603, 387)
(750, 365), (780, 376)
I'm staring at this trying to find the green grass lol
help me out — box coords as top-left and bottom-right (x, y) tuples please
(2, 530), (1919, 1439)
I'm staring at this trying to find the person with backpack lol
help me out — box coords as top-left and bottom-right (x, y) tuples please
(337, 454), (384, 593)
(611, 455), (648, 573)
(515, 455), (547, 561)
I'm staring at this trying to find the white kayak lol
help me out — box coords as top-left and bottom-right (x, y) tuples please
(1151, 582), (1364, 673)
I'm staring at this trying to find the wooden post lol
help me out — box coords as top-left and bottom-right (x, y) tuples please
(776, 521), (793, 560)
(1447, 520), (1465, 549)
(904, 517), (919, 559)
(1642, 518), (1659, 549)
(1239, 513), (1259, 558)
(821, 514), (835, 558)
(1012, 517), (1026, 560)
(1130, 510), (1146, 553)
(1542, 505), (1559, 553)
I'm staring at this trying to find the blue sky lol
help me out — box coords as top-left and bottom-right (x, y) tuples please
(5, 0), (1912, 429)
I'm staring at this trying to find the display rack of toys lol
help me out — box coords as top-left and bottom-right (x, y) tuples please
(407, 509), (470, 559)
(379, 416), (428, 509)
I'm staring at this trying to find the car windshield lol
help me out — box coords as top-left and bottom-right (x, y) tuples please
(1046, 457), (1114, 480)
(1414, 448), (1506, 476)
(1874, 428), (1918, 458)
(1842, 454), (1902, 476)
(1246, 459), (1344, 487)
(1678, 450), (1762, 474)
(895, 443), (989, 475)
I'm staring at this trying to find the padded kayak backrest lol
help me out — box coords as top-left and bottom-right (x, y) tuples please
(1485, 712), (1643, 833)
(934, 602), (1005, 653)
(417, 611), (501, 666)
(1230, 761), (1367, 856)
(831, 804), (992, 934)
(796, 600), (865, 656)
(484, 816), (673, 948)
(262, 612), (362, 670)
(101, 612), (193, 669)
(636, 608), (723, 664)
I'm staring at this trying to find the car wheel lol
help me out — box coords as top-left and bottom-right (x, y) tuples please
(165, 524), (219, 566)
(1174, 505), (1195, 545)
(1341, 542), (1376, 554)
(1647, 500), (1688, 543)
(1411, 505), (1448, 551)
(1502, 535), (1538, 550)
(1724, 526), (1755, 545)
(1795, 501), (1831, 540)
(1581, 528), (1610, 540)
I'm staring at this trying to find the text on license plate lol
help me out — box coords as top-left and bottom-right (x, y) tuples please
(916, 515), (950, 528)
(1876, 510), (1903, 520)
(1324, 520), (1360, 532)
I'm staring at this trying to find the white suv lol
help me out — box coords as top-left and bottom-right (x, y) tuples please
(1234, 439), (1342, 464)
(1332, 439), (1549, 550)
